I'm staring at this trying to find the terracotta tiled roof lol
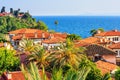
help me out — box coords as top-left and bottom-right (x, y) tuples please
(85, 44), (116, 55)
(9, 28), (43, 34)
(5, 70), (51, 80)
(109, 42), (120, 49)
(11, 29), (67, 41)
(95, 60), (118, 74)
(53, 33), (67, 39)
(42, 37), (66, 44)
(95, 30), (120, 36)
(74, 40), (90, 47)
(74, 37), (112, 47)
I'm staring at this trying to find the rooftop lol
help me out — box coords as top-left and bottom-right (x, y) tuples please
(95, 60), (118, 75)
(95, 30), (120, 36)
(109, 42), (120, 49)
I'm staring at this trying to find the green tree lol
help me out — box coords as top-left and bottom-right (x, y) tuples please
(19, 39), (39, 54)
(1, 6), (5, 13)
(48, 39), (85, 69)
(51, 66), (91, 80)
(0, 48), (20, 75)
(115, 68), (120, 80)
(27, 47), (49, 68)
(21, 62), (43, 80)
(101, 73), (111, 80)
(0, 33), (7, 42)
(35, 21), (48, 31)
(22, 12), (32, 19)
(79, 58), (102, 80)
(90, 28), (104, 36)
(67, 34), (82, 41)
(10, 8), (14, 14)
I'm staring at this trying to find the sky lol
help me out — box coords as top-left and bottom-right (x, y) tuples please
(1, 0), (120, 16)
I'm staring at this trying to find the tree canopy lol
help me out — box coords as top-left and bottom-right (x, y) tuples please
(0, 16), (48, 33)
(90, 28), (104, 36)
(0, 48), (20, 75)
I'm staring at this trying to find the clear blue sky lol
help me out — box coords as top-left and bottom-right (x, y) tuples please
(1, 0), (120, 16)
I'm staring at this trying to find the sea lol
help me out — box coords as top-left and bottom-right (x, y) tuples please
(33, 16), (120, 38)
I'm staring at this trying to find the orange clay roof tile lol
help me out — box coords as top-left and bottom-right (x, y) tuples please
(9, 28), (43, 34)
(74, 37), (112, 47)
(95, 60), (118, 75)
(109, 42), (120, 49)
(6, 70), (51, 80)
(42, 37), (66, 44)
(95, 30), (120, 36)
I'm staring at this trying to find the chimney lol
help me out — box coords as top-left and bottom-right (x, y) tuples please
(42, 32), (45, 38)
(35, 32), (38, 38)
(49, 34), (54, 39)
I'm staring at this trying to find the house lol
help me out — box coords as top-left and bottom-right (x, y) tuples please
(85, 44), (116, 63)
(95, 30), (120, 43)
(74, 37), (114, 47)
(109, 42), (120, 65)
(9, 28), (67, 49)
(95, 60), (118, 75)
(42, 35), (66, 50)
(9, 28), (50, 49)
(75, 39), (116, 63)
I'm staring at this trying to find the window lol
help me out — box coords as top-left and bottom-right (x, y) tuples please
(112, 37), (119, 41)
(116, 51), (118, 53)
(108, 38), (111, 40)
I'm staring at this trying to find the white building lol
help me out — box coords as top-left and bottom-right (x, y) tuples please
(95, 30), (120, 43)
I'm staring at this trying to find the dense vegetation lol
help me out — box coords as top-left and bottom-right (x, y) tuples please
(0, 7), (48, 33)
(90, 28), (104, 36)
(0, 16), (48, 33)
(19, 39), (112, 80)
(67, 34), (82, 41)
(0, 48), (20, 75)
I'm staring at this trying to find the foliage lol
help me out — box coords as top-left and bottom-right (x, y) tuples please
(115, 68), (120, 80)
(1, 6), (5, 13)
(101, 73), (111, 80)
(0, 33), (7, 42)
(48, 39), (85, 69)
(0, 16), (48, 33)
(27, 46), (49, 68)
(35, 21), (48, 31)
(19, 39), (39, 54)
(51, 66), (90, 80)
(90, 28), (104, 36)
(21, 62), (42, 80)
(0, 48), (20, 75)
(10, 8), (13, 14)
(67, 34), (82, 41)
(79, 58), (102, 80)
(22, 12), (32, 19)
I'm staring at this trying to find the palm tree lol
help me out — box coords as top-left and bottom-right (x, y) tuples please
(51, 66), (91, 80)
(21, 62), (47, 80)
(48, 39), (85, 69)
(101, 73), (111, 80)
(27, 47), (49, 68)
(19, 38), (39, 54)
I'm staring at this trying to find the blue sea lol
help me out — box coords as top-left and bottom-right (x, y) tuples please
(33, 16), (120, 38)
